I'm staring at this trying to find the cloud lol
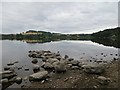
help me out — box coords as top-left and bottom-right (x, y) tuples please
(2, 2), (118, 34)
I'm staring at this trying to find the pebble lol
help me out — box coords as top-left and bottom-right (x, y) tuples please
(41, 80), (45, 84)
(23, 76), (28, 81)
(93, 86), (97, 88)
(64, 78), (69, 82)
(70, 77), (73, 79)
(25, 68), (29, 71)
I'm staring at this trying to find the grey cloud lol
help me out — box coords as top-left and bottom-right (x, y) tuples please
(2, 2), (118, 34)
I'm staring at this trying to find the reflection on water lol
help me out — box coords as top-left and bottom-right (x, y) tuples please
(1, 40), (118, 89)
(13, 38), (119, 48)
(91, 38), (119, 48)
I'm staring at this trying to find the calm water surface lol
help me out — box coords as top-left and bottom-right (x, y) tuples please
(1, 40), (118, 88)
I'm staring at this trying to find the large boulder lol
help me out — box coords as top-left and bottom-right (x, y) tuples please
(53, 61), (67, 73)
(29, 71), (48, 81)
(82, 64), (105, 74)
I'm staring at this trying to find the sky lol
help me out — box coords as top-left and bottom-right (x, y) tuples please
(1, 1), (118, 34)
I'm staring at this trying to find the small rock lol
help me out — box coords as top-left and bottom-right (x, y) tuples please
(13, 61), (19, 64)
(23, 76), (28, 81)
(97, 76), (110, 85)
(41, 56), (47, 62)
(1, 71), (17, 79)
(33, 65), (40, 73)
(47, 58), (59, 64)
(68, 58), (74, 61)
(67, 64), (72, 68)
(25, 68), (29, 71)
(78, 63), (82, 67)
(42, 62), (54, 69)
(0, 78), (8, 84)
(110, 54), (113, 55)
(93, 85), (97, 88)
(32, 59), (38, 64)
(41, 80), (45, 84)
(70, 77), (73, 79)
(71, 60), (79, 66)
(56, 56), (62, 60)
(64, 78), (69, 82)
(71, 66), (79, 70)
(9, 77), (17, 83)
(16, 77), (22, 84)
(7, 62), (14, 66)
(115, 54), (118, 56)
(64, 55), (69, 59)
(4, 66), (10, 71)
(17, 66), (23, 70)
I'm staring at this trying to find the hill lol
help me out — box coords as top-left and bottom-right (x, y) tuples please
(1, 27), (120, 48)
(91, 27), (120, 48)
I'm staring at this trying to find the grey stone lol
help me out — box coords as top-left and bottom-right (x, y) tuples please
(7, 62), (14, 66)
(25, 68), (29, 71)
(83, 64), (105, 74)
(64, 55), (69, 59)
(0, 78), (8, 84)
(68, 58), (74, 61)
(71, 60), (79, 66)
(29, 71), (48, 81)
(42, 62), (54, 69)
(97, 76), (110, 85)
(1, 71), (17, 79)
(16, 77), (22, 84)
(33, 65), (40, 72)
(71, 66), (79, 70)
(32, 59), (38, 64)
(53, 61), (67, 73)
(47, 58), (59, 64)
(4, 66), (10, 71)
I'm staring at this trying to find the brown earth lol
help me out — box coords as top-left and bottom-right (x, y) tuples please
(27, 60), (119, 89)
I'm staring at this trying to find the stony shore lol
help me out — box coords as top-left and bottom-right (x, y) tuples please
(29, 60), (119, 89)
(0, 50), (119, 89)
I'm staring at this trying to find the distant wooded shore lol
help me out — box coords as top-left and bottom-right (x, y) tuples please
(1, 27), (120, 48)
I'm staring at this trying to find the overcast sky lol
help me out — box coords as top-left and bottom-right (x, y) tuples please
(2, 2), (118, 34)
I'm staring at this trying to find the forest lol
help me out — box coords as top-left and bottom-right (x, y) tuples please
(1, 27), (120, 48)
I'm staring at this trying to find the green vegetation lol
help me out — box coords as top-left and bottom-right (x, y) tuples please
(1, 27), (120, 48)
(1, 30), (91, 41)
(91, 27), (120, 48)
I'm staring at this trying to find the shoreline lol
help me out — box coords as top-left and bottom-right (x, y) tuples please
(28, 60), (119, 89)
(1, 50), (119, 89)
